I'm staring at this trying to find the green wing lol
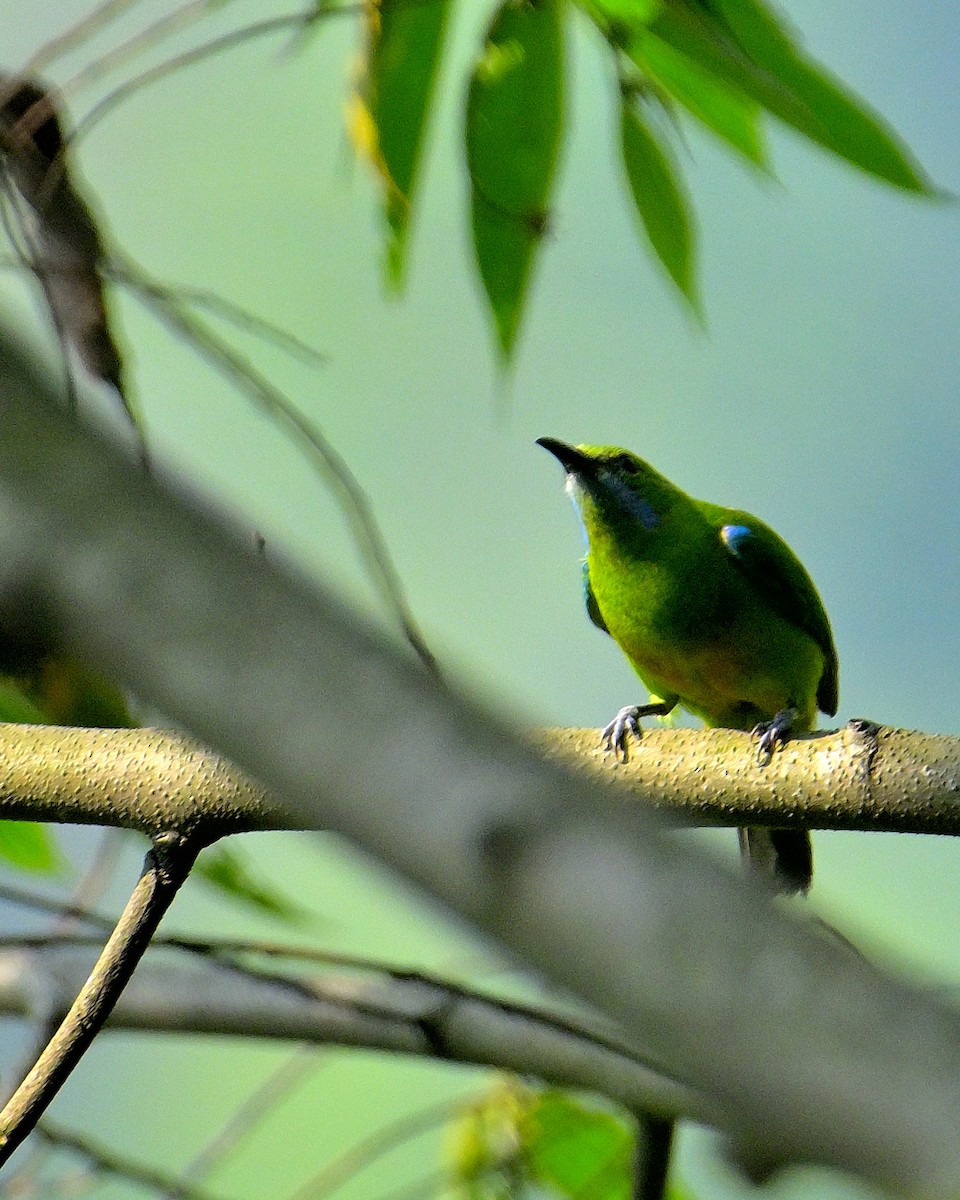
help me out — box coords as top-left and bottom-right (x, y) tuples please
(582, 560), (609, 635)
(703, 503), (839, 716)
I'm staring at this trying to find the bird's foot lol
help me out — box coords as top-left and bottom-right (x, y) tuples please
(751, 707), (798, 764)
(601, 699), (675, 763)
(602, 706), (643, 762)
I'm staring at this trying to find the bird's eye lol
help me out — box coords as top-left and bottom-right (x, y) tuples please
(609, 453), (639, 474)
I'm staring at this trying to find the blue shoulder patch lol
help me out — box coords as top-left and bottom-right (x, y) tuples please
(720, 523), (753, 557)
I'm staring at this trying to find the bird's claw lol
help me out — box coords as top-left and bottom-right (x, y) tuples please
(751, 707), (797, 764)
(601, 705), (643, 762)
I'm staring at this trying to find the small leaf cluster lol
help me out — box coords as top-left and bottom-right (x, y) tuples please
(451, 1079), (691, 1199)
(353, 0), (930, 359)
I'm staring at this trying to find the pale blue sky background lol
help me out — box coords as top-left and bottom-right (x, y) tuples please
(3, 3), (960, 1198)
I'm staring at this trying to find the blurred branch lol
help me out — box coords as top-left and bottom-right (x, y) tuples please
(35, 1118), (225, 1200)
(0, 938), (699, 1121)
(2, 325), (960, 1192)
(0, 721), (956, 838)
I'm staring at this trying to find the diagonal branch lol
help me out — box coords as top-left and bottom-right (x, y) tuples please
(35, 1118), (226, 1200)
(0, 832), (203, 1165)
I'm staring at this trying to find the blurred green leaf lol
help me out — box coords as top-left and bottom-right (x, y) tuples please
(357, 0), (451, 285)
(195, 844), (306, 925)
(0, 821), (62, 874)
(0, 659), (134, 729)
(626, 34), (766, 166)
(0, 680), (51, 725)
(525, 1091), (634, 1199)
(453, 1082), (695, 1199)
(620, 97), (699, 310)
(578, 0), (660, 27)
(643, 0), (930, 191)
(704, 0), (931, 191)
(466, 0), (565, 360)
(450, 1079), (528, 1199)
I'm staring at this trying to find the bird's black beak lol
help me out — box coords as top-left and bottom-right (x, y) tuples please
(536, 437), (591, 475)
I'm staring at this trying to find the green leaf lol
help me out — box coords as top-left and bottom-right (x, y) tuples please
(577, 0), (660, 28)
(627, 33), (766, 166)
(466, 0), (565, 360)
(619, 98), (699, 310)
(645, 0), (930, 191)
(0, 821), (62, 874)
(452, 1082), (694, 1200)
(359, 0), (452, 285)
(0, 660), (134, 728)
(449, 1080), (528, 1199)
(0, 680), (52, 725)
(704, 0), (931, 191)
(525, 1091), (634, 1199)
(195, 844), (306, 925)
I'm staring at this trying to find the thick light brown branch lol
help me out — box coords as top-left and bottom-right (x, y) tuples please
(536, 722), (960, 834)
(0, 722), (957, 839)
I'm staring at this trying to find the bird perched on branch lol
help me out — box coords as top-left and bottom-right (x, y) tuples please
(537, 438), (838, 894)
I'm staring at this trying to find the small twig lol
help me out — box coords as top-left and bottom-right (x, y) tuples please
(0, 880), (114, 931)
(35, 1117), (227, 1200)
(287, 1096), (470, 1200)
(0, 831), (205, 1166)
(145, 282), (329, 367)
(68, 7), (355, 152)
(23, 0), (148, 75)
(168, 1046), (319, 1196)
(631, 1113), (674, 1200)
(61, 0), (254, 102)
(117, 260), (442, 679)
(3, 832), (131, 1099)
(57, 828), (128, 928)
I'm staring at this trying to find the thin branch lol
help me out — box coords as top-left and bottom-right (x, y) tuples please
(67, 7), (354, 153)
(57, 828), (127, 927)
(117, 257), (441, 680)
(23, 0), (149, 75)
(35, 1118), (227, 1200)
(60, 0), (253, 102)
(631, 1114), (674, 1200)
(125, 278), (329, 367)
(0, 880), (114, 931)
(0, 927), (682, 1084)
(0, 833), (204, 1165)
(172, 1047), (319, 1196)
(288, 1097), (467, 1200)
(0, 939), (701, 1122)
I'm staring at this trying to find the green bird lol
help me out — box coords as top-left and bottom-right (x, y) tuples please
(537, 438), (838, 894)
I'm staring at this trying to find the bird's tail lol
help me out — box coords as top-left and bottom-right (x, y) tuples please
(738, 827), (812, 894)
